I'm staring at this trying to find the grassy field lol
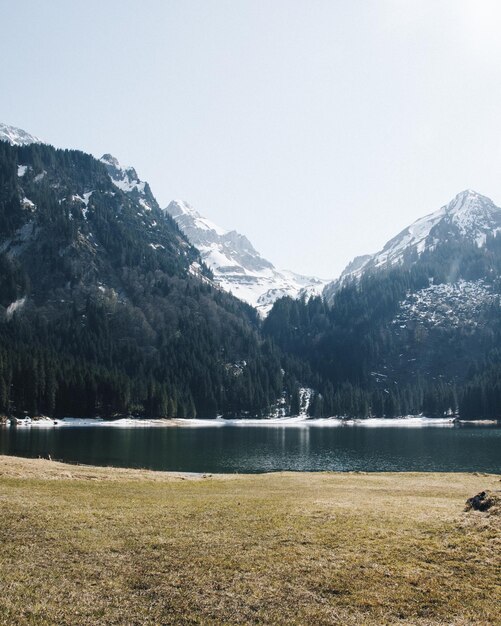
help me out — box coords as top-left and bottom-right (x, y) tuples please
(0, 455), (499, 625)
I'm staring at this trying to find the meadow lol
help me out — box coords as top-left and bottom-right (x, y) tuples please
(0, 455), (499, 625)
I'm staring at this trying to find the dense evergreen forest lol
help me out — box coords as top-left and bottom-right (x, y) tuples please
(264, 239), (501, 420)
(0, 140), (309, 418)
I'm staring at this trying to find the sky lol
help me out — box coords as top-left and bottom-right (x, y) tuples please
(2, 0), (501, 278)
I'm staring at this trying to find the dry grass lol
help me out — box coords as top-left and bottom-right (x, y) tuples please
(0, 455), (499, 625)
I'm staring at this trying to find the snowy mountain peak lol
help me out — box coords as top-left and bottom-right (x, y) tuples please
(99, 153), (151, 208)
(100, 153), (122, 171)
(168, 200), (228, 237)
(100, 153), (139, 183)
(326, 190), (501, 299)
(445, 189), (496, 217)
(448, 188), (490, 207)
(164, 200), (329, 314)
(443, 190), (499, 237)
(0, 123), (41, 146)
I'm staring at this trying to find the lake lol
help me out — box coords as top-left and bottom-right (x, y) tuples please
(0, 419), (499, 473)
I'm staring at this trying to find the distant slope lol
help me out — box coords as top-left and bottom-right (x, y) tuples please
(266, 189), (501, 419)
(166, 199), (329, 315)
(325, 190), (501, 300)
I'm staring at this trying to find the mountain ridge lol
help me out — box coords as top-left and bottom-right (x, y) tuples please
(0, 123), (41, 146)
(325, 189), (501, 300)
(166, 199), (329, 315)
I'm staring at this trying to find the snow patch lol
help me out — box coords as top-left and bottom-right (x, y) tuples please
(82, 191), (93, 206)
(112, 176), (145, 194)
(33, 171), (46, 183)
(6, 296), (26, 319)
(22, 197), (36, 211)
(298, 387), (313, 416)
(82, 191), (93, 219)
(69, 192), (93, 219)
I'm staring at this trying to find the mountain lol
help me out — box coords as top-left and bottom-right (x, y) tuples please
(0, 133), (308, 419)
(265, 189), (501, 419)
(325, 190), (501, 299)
(166, 200), (329, 315)
(2, 123), (501, 421)
(0, 122), (41, 146)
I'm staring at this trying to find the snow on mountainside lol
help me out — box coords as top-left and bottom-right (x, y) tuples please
(100, 154), (156, 212)
(0, 123), (41, 146)
(166, 200), (329, 315)
(393, 279), (500, 331)
(326, 190), (501, 299)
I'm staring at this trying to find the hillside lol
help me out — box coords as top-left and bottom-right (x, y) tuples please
(266, 191), (501, 419)
(0, 137), (307, 419)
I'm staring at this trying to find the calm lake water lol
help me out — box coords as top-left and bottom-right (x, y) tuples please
(0, 421), (500, 473)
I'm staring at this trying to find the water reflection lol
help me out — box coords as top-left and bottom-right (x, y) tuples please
(0, 423), (499, 474)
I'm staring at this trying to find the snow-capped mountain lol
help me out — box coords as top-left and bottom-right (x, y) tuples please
(99, 154), (157, 213)
(0, 123), (327, 316)
(325, 190), (501, 299)
(0, 123), (41, 146)
(166, 200), (329, 315)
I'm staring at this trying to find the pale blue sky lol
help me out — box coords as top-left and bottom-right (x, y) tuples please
(2, 0), (501, 277)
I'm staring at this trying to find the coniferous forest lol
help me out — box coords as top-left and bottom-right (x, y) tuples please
(0, 140), (311, 418)
(1, 139), (501, 420)
(263, 246), (501, 420)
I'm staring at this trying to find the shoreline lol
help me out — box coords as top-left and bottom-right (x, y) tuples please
(1, 415), (498, 428)
(0, 453), (499, 479)
(1, 452), (499, 480)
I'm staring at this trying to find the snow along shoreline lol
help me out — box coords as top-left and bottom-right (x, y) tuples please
(2, 415), (492, 429)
